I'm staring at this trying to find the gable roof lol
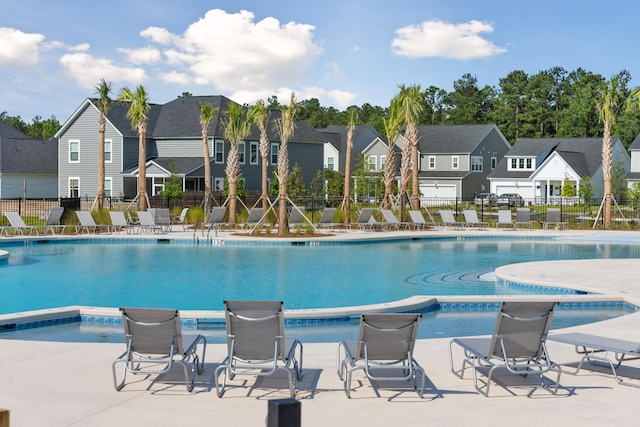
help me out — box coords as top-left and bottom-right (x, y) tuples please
(0, 137), (58, 174)
(0, 120), (29, 139)
(489, 137), (616, 179)
(630, 133), (640, 150)
(415, 124), (504, 153)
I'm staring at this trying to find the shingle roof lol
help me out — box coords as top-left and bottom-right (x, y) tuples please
(415, 124), (500, 153)
(0, 120), (29, 139)
(0, 137), (58, 173)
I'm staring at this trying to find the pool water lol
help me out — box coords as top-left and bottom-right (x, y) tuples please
(2, 237), (640, 314)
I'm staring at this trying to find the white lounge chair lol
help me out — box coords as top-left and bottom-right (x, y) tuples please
(289, 206), (308, 229)
(108, 211), (135, 234)
(42, 207), (67, 235)
(75, 210), (110, 234)
(337, 313), (426, 398)
(408, 210), (434, 230)
(112, 307), (206, 392)
(355, 208), (382, 230)
(171, 207), (189, 231)
(380, 209), (411, 230)
(215, 300), (303, 398)
(549, 332), (640, 388)
(449, 301), (562, 396)
(137, 211), (163, 233)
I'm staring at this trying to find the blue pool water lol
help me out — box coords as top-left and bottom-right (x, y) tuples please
(2, 236), (640, 314)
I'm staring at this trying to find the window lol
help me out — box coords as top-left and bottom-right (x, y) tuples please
(69, 140), (80, 162)
(215, 140), (224, 164)
(429, 156), (436, 169)
(471, 156), (483, 172)
(69, 177), (79, 197)
(526, 158), (532, 169)
(270, 143), (279, 165)
(452, 156), (459, 169)
(380, 155), (386, 170)
(368, 155), (377, 171)
(510, 158), (517, 169)
(104, 177), (112, 197)
(238, 141), (245, 164)
(104, 139), (112, 163)
(519, 158), (525, 169)
(491, 157), (497, 170)
(250, 142), (259, 165)
(214, 177), (224, 191)
(327, 156), (335, 171)
(508, 157), (534, 170)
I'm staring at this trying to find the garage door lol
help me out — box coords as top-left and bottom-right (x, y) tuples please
(420, 184), (456, 198)
(495, 186), (520, 195)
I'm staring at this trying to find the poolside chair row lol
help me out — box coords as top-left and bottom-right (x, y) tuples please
(112, 300), (640, 398)
(439, 208), (564, 230)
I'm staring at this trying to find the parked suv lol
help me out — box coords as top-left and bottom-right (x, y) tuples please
(473, 192), (498, 207)
(497, 193), (524, 207)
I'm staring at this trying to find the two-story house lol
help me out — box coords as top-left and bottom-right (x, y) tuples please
(488, 137), (630, 202)
(627, 134), (640, 190)
(403, 124), (511, 201)
(0, 121), (58, 198)
(55, 95), (326, 200)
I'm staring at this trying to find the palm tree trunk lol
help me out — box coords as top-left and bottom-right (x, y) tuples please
(261, 154), (269, 210)
(137, 130), (147, 211)
(97, 118), (106, 210)
(602, 123), (612, 227)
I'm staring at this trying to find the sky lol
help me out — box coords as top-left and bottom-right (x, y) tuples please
(2, 0), (640, 124)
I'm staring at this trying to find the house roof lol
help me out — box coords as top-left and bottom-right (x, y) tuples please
(489, 137), (615, 179)
(629, 133), (640, 150)
(414, 124), (502, 153)
(0, 137), (58, 174)
(0, 120), (29, 139)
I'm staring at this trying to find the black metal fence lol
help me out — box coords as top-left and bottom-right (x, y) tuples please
(1, 195), (639, 230)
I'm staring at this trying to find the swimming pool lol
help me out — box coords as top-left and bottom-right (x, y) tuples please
(2, 236), (640, 314)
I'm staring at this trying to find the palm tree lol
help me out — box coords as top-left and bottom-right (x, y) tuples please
(253, 100), (271, 210)
(197, 101), (218, 215)
(94, 79), (112, 210)
(342, 107), (356, 224)
(382, 98), (402, 209)
(222, 102), (258, 224)
(274, 93), (297, 235)
(117, 85), (150, 211)
(396, 84), (424, 209)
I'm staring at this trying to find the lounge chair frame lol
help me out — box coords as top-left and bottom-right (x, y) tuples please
(438, 210), (465, 229)
(543, 208), (566, 230)
(112, 308), (206, 392)
(316, 207), (341, 231)
(408, 209), (434, 230)
(549, 332), (640, 388)
(515, 208), (534, 229)
(496, 209), (515, 230)
(215, 300), (303, 398)
(463, 209), (488, 229)
(3, 212), (39, 236)
(337, 313), (426, 398)
(380, 209), (411, 230)
(449, 301), (562, 396)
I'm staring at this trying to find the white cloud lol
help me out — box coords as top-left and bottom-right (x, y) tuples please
(118, 46), (162, 64)
(0, 27), (44, 67)
(392, 20), (507, 60)
(42, 41), (90, 52)
(160, 70), (191, 84)
(141, 9), (323, 97)
(59, 53), (148, 88)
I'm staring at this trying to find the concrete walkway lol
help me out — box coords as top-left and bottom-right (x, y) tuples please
(1, 229), (640, 426)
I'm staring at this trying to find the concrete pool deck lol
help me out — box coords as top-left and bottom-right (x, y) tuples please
(1, 228), (640, 425)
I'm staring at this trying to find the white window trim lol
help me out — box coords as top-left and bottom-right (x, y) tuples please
(368, 155), (377, 171)
(452, 156), (459, 170)
(326, 156), (335, 170)
(104, 139), (112, 163)
(214, 139), (225, 164)
(69, 139), (80, 163)
(104, 177), (112, 197)
(429, 156), (436, 169)
(214, 177), (225, 191)
(68, 177), (80, 197)
(380, 155), (386, 171)
(270, 143), (279, 165)
(471, 156), (483, 172)
(250, 141), (259, 165)
(238, 141), (246, 165)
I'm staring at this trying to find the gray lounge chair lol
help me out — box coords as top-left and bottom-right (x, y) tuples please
(496, 209), (514, 230)
(289, 206), (308, 228)
(240, 207), (265, 231)
(215, 300), (303, 398)
(171, 207), (189, 231)
(380, 209), (411, 230)
(149, 208), (172, 232)
(355, 208), (382, 230)
(205, 206), (230, 235)
(463, 209), (488, 229)
(42, 207), (67, 235)
(75, 210), (109, 234)
(108, 211), (135, 234)
(137, 211), (163, 233)
(316, 207), (340, 231)
(515, 208), (534, 229)
(408, 209), (434, 230)
(337, 313), (426, 398)
(543, 208), (565, 230)
(3, 212), (39, 236)
(112, 307), (206, 392)
(438, 209), (464, 229)
(449, 301), (562, 396)
(548, 332), (640, 388)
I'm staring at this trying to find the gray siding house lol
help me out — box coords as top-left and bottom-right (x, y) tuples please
(407, 124), (511, 201)
(56, 95), (325, 200)
(0, 121), (58, 198)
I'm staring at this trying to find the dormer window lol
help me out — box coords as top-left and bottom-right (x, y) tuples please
(508, 157), (534, 171)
